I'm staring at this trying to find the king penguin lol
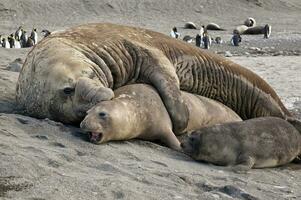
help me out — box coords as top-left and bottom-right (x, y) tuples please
(30, 28), (38, 45)
(20, 30), (28, 48)
(15, 26), (23, 41)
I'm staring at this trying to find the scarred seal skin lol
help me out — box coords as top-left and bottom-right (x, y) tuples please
(80, 84), (242, 150)
(16, 23), (291, 133)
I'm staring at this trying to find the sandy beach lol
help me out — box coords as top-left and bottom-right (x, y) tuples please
(0, 0), (301, 199)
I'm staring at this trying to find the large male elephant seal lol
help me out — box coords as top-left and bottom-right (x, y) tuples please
(16, 23), (290, 133)
(80, 84), (241, 150)
(181, 117), (301, 171)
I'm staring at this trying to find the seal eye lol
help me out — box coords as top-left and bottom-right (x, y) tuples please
(99, 112), (107, 118)
(63, 87), (75, 95)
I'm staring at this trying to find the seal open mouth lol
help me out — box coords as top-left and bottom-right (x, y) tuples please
(88, 132), (103, 144)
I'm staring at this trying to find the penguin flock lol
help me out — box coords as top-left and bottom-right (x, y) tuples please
(0, 26), (38, 49)
(170, 17), (271, 49)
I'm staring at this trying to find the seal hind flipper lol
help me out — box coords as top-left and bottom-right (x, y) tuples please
(232, 155), (255, 173)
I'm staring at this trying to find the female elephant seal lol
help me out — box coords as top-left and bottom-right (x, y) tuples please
(80, 84), (241, 150)
(16, 23), (290, 134)
(206, 23), (226, 31)
(184, 22), (197, 29)
(181, 117), (301, 171)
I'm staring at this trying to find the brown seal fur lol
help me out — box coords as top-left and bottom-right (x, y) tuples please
(80, 84), (242, 150)
(16, 23), (291, 133)
(181, 117), (301, 171)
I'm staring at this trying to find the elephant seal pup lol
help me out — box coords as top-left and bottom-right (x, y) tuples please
(181, 117), (301, 171)
(80, 84), (242, 150)
(244, 17), (256, 27)
(206, 23), (226, 31)
(17, 23), (291, 135)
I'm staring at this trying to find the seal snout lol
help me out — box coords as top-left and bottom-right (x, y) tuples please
(80, 118), (104, 144)
(181, 135), (199, 155)
(89, 132), (103, 144)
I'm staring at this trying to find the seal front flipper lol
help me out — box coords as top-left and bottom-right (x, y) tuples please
(137, 46), (189, 134)
(161, 130), (181, 151)
(231, 155), (255, 174)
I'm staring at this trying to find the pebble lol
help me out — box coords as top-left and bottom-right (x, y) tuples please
(224, 51), (233, 57)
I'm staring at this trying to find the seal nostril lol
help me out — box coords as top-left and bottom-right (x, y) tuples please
(98, 133), (103, 141)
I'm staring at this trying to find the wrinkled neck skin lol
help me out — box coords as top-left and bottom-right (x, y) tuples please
(165, 46), (288, 119)
(54, 35), (142, 89)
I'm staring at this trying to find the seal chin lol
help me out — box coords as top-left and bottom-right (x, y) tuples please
(88, 132), (103, 144)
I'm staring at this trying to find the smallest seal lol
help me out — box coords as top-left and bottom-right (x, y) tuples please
(181, 117), (301, 172)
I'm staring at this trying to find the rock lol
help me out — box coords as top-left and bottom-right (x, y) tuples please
(224, 51), (233, 57)
(6, 58), (23, 72)
(249, 47), (261, 51)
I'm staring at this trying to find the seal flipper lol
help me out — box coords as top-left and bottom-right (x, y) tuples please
(137, 45), (189, 134)
(161, 130), (181, 151)
(232, 155), (255, 173)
